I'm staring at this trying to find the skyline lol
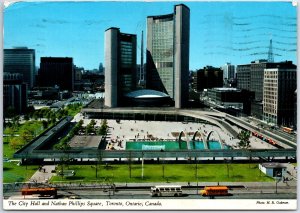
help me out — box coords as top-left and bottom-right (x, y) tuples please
(4, 1), (297, 70)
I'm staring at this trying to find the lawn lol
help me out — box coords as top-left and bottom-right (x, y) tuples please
(3, 162), (38, 183)
(3, 143), (16, 159)
(65, 104), (82, 117)
(3, 120), (48, 183)
(50, 163), (273, 183)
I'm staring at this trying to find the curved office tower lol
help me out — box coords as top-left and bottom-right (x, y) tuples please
(105, 28), (119, 108)
(105, 28), (137, 107)
(146, 4), (190, 108)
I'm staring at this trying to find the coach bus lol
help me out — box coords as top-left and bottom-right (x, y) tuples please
(151, 185), (182, 197)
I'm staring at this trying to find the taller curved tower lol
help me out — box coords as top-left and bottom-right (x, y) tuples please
(146, 4), (190, 108)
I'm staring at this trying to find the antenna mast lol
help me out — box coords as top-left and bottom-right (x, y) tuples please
(140, 30), (144, 81)
(268, 38), (274, 62)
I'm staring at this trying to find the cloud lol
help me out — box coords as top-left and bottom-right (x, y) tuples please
(35, 43), (45, 47)
(83, 20), (110, 26)
(41, 18), (70, 24)
(29, 23), (46, 28)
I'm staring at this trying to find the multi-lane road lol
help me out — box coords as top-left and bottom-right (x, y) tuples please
(5, 184), (297, 200)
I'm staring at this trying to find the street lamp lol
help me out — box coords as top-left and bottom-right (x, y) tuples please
(141, 152), (144, 179)
(275, 171), (282, 194)
(196, 158), (199, 195)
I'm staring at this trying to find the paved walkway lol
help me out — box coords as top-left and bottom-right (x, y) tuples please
(29, 165), (56, 183)
(73, 116), (275, 150)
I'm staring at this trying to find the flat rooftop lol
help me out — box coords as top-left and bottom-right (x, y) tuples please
(69, 136), (102, 148)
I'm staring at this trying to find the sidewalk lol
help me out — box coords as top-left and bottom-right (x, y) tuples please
(29, 165), (56, 183)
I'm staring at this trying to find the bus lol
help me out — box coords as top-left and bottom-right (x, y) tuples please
(21, 188), (57, 198)
(282, 127), (293, 134)
(151, 185), (182, 197)
(200, 186), (229, 197)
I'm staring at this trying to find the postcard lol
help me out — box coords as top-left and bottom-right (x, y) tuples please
(2, 0), (297, 210)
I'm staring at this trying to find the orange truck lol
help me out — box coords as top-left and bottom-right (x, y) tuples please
(200, 186), (229, 197)
(21, 188), (57, 197)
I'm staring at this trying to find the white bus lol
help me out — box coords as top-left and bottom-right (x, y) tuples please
(150, 185), (182, 197)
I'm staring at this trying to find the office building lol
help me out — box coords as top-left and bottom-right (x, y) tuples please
(207, 87), (254, 115)
(192, 66), (223, 92)
(146, 4), (190, 108)
(263, 66), (297, 127)
(4, 47), (35, 88)
(104, 28), (137, 107)
(3, 73), (28, 114)
(236, 60), (296, 119)
(38, 57), (74, 91)
(236, 64), (251, 90)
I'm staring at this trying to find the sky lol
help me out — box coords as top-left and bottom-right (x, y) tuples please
(4, 1), (297, 71)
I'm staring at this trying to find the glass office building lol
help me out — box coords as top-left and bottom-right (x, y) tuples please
(146, 4), (190, 108)
(4, 47), (35, 88)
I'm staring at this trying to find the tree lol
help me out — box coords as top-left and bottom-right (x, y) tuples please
(237, 130), (251, 149)
(4, 127), (15, 143)
(10, 137), (25, 150)
(24, 114), (30, 121)
(4, 106), (16, 118)
(42, 120), (49, 129)
(12, 115), (20, 128)
(99, 119), (108, 135)
(20, 128), (34, 144)
(237, 130), (251, 168)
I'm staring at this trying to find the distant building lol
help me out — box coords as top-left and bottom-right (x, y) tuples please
(146, 4), (190, 108)
(207, 88), (254, 115)
(236, 64), (251, 90)
(221, 63), (235, 86)
(192, 66), (223, 92)
(74, 66), (83, 91)
(4, 47), (36, 88)
(3, 73), (28, 114)
(38, 57), (74, 91)
(99, 63), (104, 74)
(263, 66), (297, 127)
(104, 28), (137, 107)
(29, 86), (59, 100)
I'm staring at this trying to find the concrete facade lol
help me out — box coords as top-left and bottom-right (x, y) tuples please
(263, 68), (297, 127)
(237, 60), (296, 120)
(221, 63), (235, 86)
(104, 28), (137, 108)
(236, 64), (251, 90)
(174, 4), (190, 109)
(146, 4), (190, 108)
(104, 28), (119, 107)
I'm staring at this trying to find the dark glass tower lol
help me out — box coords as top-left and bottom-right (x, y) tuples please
(4, 47), (35, 88)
